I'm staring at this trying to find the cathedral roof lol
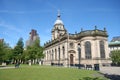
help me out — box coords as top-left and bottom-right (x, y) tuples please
(44, 27), (108, 48)
(68, 27), (108, 39)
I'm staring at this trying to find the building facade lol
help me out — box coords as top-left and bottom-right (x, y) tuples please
(0, 39), (4, 43)
(26, 29), (39, 47)
(109, 36), (120, 52)
(43, 12), (111, 67)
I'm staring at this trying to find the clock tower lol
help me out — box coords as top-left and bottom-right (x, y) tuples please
(51, 11), (67, 40)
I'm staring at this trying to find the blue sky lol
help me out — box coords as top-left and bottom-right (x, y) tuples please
(0, 0), (120, 47)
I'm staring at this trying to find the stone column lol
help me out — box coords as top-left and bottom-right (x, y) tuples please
(81, 41), (85, 59)
(96, 40), (100, 58)
(64, 42), (68, 67)
(104, 40), (110, 58)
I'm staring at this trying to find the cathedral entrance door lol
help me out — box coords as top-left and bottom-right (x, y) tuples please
(70, 54), (74, 66)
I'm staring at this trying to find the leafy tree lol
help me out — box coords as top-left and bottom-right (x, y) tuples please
(111, 50), (120, 66)
(0, 41), (13, 64)
(13, 38), (24, 63)
(32, 38), (44, 59)
(0, 41), (4, 63)
(2, 47), (13, 64)
(25, 38), (44, 64)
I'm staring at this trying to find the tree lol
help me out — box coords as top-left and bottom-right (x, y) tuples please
(2, 47), (13, 65)
(32, 38), (44, 59)
(111, 50), (120, 66)
(0, 41), (13, 64)
(0, 41), (4, 63)
(25, 38), (44, 64)
(13, 38), (24, 63)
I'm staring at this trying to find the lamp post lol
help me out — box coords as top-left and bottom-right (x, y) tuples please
(78, 44), (81, 69)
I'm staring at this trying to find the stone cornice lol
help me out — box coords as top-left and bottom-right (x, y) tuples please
(44, 29), (108, 48)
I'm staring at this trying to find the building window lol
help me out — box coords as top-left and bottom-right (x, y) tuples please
(85, 41), (92, 59)
(62, 46), (65, 60)
(52, 50), (54, 61)
(58, 47), (60, 61)
(55, 49), (57, 60)
(100, 41), (105, 58)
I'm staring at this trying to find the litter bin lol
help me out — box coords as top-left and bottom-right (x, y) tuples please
(94, 64), (99, 71)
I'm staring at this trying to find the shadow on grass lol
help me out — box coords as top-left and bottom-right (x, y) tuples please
(104, 74), (120, 80)
(79, 77), (107, 80)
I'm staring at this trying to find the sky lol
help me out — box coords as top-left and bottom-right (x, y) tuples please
(0, 0), (120, 47)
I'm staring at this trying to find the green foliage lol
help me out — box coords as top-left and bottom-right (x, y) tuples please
(13, 38), (24, 62)
(0, 41), (13, 64)
(111, 50), (120, 66)
(0, 41), (4, 61)
(2, 48), (13, 61)
(25, 38), (44, 63)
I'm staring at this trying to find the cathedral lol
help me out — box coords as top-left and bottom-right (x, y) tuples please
(43, 12), (111, 68)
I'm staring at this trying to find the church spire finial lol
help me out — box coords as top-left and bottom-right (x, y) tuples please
(57, 10), (60, 19)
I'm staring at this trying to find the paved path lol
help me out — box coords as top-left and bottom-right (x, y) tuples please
(100, 67), (120, 75)
(100, 67), (120, 80)
(0, 66), (15, 69)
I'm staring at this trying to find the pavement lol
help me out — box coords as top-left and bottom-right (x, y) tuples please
(100, 67), (120, 75)
(0, 66), (15, 69)
(100, 67), (120, 80)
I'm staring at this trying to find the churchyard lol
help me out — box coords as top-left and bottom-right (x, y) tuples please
(0, 65), (107, 80)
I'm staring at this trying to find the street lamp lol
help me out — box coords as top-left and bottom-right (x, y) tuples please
(78, 44), (81, 69)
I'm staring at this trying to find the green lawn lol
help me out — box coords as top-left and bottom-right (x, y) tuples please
(0, 65), (106, 80)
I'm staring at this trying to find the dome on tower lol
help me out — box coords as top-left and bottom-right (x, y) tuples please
(54, 10), (64, 25)
(54, 19), (63, 25)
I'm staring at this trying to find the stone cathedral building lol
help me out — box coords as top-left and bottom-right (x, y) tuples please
(43, 12), (111, 68)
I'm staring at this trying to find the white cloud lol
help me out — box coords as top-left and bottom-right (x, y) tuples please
(0, 21), (22, 33)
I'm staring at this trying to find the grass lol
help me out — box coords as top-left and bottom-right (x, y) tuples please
(0, 65), (106, 80)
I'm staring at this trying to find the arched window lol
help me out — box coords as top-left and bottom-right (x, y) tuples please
(55, 49), (57, 60)
(100, 41), (105, 58)
(52, 50), (54, 61)
(58, 47), (60, 61)
(85, 41), (91, 59)
(62, 46), (65, 60)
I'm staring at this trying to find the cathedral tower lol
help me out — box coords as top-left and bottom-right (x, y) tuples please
(51, 11), (67, 40)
